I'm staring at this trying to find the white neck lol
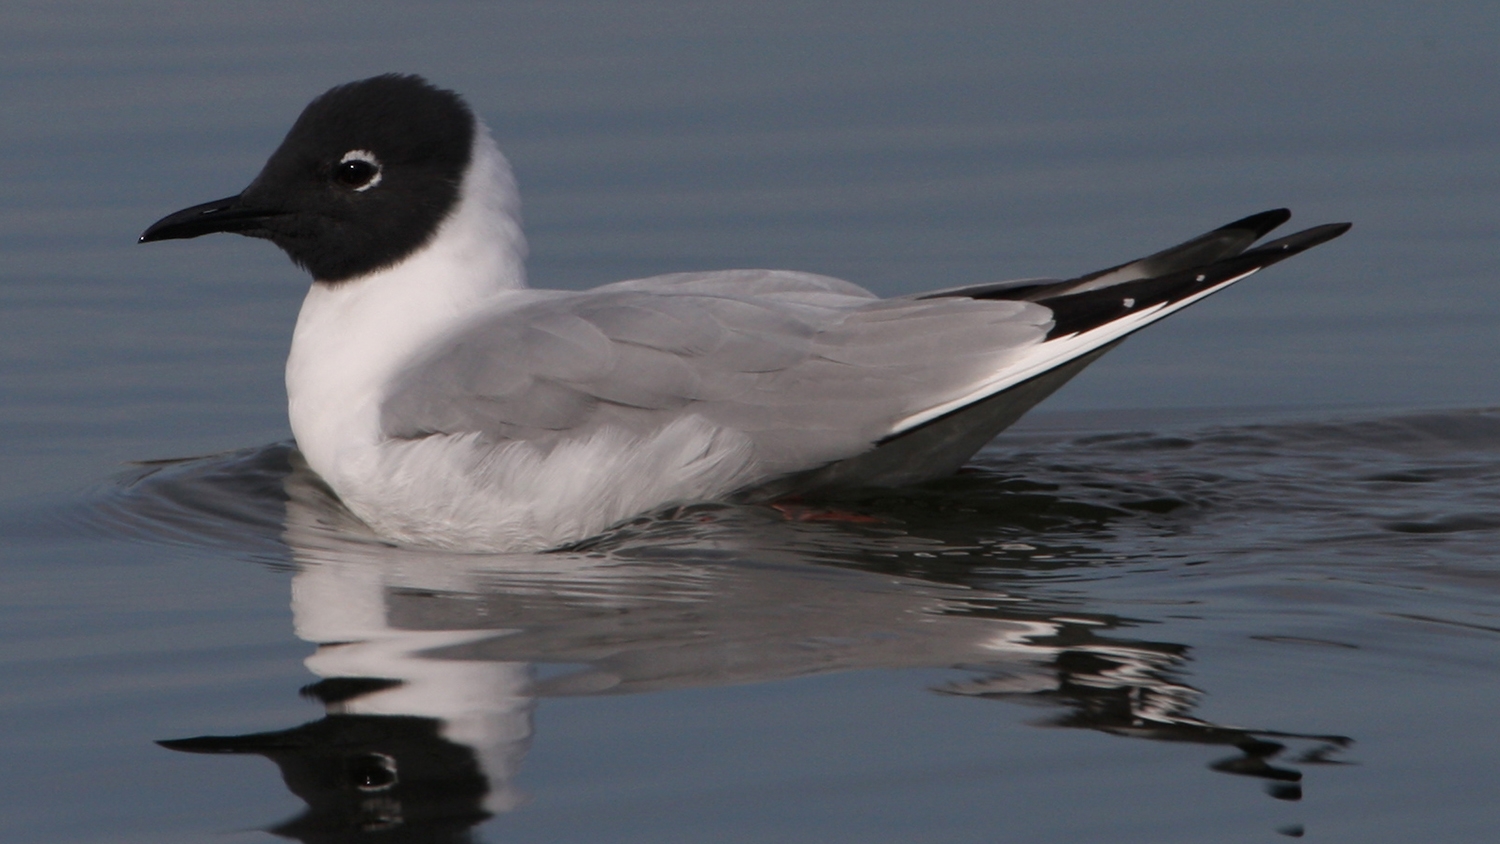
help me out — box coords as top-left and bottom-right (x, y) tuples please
(285, 125), (527, 488)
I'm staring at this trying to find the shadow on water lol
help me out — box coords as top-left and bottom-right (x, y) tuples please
(80, 413), (1500, 839)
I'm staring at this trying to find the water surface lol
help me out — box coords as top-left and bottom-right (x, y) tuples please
(3, 3), (1499, 842)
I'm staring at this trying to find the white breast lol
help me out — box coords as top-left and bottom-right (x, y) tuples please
(285, 126), (528, 507)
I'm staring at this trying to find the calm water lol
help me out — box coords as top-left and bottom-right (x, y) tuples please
(4, 3), (1499, 842)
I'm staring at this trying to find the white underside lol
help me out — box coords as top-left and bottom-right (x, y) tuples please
(338, 416), (759, 551)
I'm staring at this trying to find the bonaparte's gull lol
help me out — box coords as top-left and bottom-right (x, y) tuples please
(141, 74), (1349, 551)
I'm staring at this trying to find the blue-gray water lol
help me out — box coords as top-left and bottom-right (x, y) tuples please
(3, 3), (1499, 842)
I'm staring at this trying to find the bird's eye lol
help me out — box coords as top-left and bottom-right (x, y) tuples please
(335, 150), (383, 191)
(348, 752), (398, 792)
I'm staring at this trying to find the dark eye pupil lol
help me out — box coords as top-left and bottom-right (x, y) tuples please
(336, 160), (378, 187)
(348, 753), (398, 791)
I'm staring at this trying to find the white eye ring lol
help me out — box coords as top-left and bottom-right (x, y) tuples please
(338, 149), (383, 191)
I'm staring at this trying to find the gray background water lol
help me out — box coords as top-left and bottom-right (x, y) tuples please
(3, 2), (1498, 842)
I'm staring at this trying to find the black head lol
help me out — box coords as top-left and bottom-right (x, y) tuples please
(160, 712), (492, 843)
(140, 74), (476, 283)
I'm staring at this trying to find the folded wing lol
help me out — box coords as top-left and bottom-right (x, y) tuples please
(381, 212), (1350, 494)
(380, 269), (1055, 477)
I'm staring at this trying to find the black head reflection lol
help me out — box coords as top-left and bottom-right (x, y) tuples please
(161, 711), (489, 844)
(132, 439), (1355, 841)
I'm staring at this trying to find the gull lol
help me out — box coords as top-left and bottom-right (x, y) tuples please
(140, 74), (1349, 551)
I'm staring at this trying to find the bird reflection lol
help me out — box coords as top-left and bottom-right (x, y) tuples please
(153, 448), (1349, 841)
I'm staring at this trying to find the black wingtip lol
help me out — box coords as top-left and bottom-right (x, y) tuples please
(1245, 221), (1352, 257)
(1036, 218), (1352, 338)
(1214, 208), (1292, 240)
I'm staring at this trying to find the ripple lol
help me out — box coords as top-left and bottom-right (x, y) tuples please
(61, 407), (1500, 595)
(1384, 514), (1500, 534)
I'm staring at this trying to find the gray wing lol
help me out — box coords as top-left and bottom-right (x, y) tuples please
(380, 269), (1054, 478)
